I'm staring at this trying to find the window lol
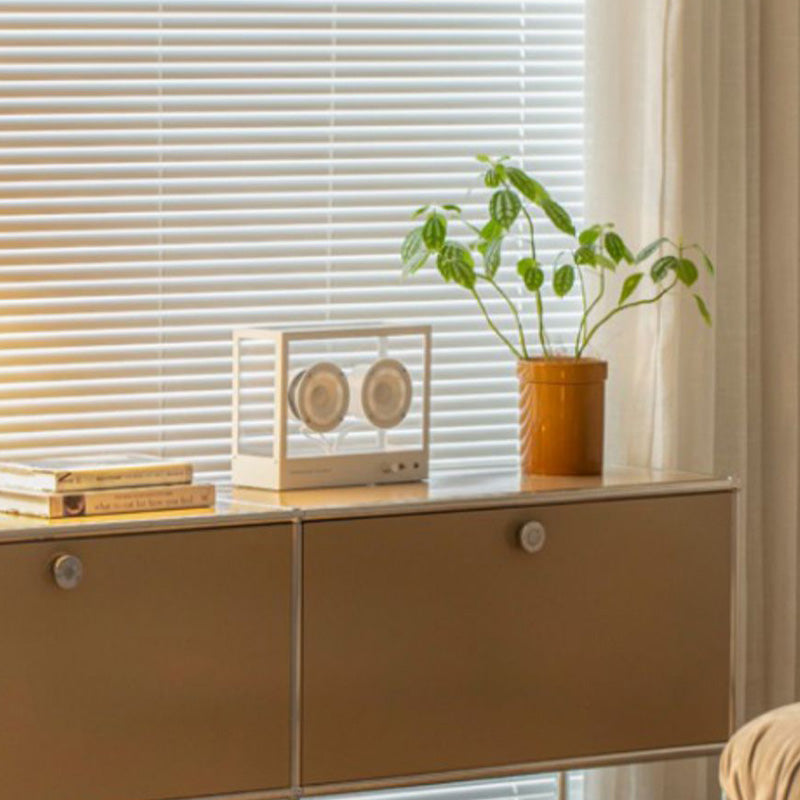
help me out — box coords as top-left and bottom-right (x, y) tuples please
(0, 0), (584, 479)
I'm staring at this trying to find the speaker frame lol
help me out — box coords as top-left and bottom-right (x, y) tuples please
(232, 323), (431, 491)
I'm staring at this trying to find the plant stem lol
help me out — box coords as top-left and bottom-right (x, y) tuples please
(477, 273), (529, 359)
(579, 276), (679, 356)
(517, 203), (550, 358)
(469, 286), (524, 360)
(579, 268), (606, 353)
(456, 205), (528, 357)
(574, 266), (588, 358)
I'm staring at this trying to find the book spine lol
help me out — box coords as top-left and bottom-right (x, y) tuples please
(56, 465), (193, 492)
(58, 485), (215, 518)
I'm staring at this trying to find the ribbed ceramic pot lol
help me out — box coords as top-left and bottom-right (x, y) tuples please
(517, 358), (608, 476)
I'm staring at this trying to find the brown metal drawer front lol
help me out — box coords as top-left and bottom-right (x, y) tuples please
(302, 493), (733, 785)
(0, 525), (293, 800)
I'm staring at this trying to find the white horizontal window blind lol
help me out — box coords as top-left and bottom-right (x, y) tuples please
(0, 0), (584, 479)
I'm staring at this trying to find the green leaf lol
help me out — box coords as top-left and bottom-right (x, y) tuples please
(574, 245), (596, 266)
(437, 241), (475, 288)
(595, 253), (616, 271)
(402, 249), (430, 277)
(542, 198), (576, 236)
(553, 264), (575, 297)
(484, 168), (501, 188)
(505, 166), (548, 205)
(411, 205), (429, 219)
(699, 248), (715, 275)
(517, 258), (544, 291)
(604, 231), (631, 264)
(441, 203), (462, 214)
(694, 294), (712, 326)
(650, 254), (678, 281)
(480, 219), (504, 241)
(422, 212), (447, 250)
(622, 243), (635, 263)
(489, 189), (521, 229)
(516, 257), (536, 277)
(619, 272), (644, 304)
(524, 265), (544, 291)
(452, 260), (476, 288)
(676, 257), (699, 286)
(635, 236), (669, 263)
(475, 154), (491, 164)
(401, 226), (425, 263)
(482, 237), (503, 277)
(579, 225), (603, 246)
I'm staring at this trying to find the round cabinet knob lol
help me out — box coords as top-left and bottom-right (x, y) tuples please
(52, 554), (84, 590)
(518, 521), (546, 554)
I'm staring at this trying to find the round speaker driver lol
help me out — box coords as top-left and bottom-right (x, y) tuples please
(357, 357), (412, 429)
(288, 361), (350, 433)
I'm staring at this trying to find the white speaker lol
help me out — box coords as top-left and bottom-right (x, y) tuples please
(232, 323), (431, 491)
(287, 361), (350, 433)
(349, 357), (413, 429)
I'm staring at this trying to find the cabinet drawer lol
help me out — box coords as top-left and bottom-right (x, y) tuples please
(0, 524), (293, 800)
(302, 493), (733, 785)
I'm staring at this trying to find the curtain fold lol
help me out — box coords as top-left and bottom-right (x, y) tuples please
(583, 0), (799, 797)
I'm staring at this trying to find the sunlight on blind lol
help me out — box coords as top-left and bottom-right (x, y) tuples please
(0, 0), (584, 479)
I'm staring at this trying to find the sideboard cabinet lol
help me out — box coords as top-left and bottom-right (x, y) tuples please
(0, 525), (293, 800)
(302, 493), (732, 786)
(0, 469), (738, 800)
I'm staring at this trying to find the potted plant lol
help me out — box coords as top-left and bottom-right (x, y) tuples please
(400, 156), (714, 476)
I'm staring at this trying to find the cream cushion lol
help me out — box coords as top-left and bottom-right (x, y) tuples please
(720, 703), (800, 799)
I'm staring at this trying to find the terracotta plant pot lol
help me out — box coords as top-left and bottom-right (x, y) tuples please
(517, 358), (608, 476)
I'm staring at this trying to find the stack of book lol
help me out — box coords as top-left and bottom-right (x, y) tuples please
(0, 455), (215, 519)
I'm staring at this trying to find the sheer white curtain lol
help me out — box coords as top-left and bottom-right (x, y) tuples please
(583, 0), (799, 798)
